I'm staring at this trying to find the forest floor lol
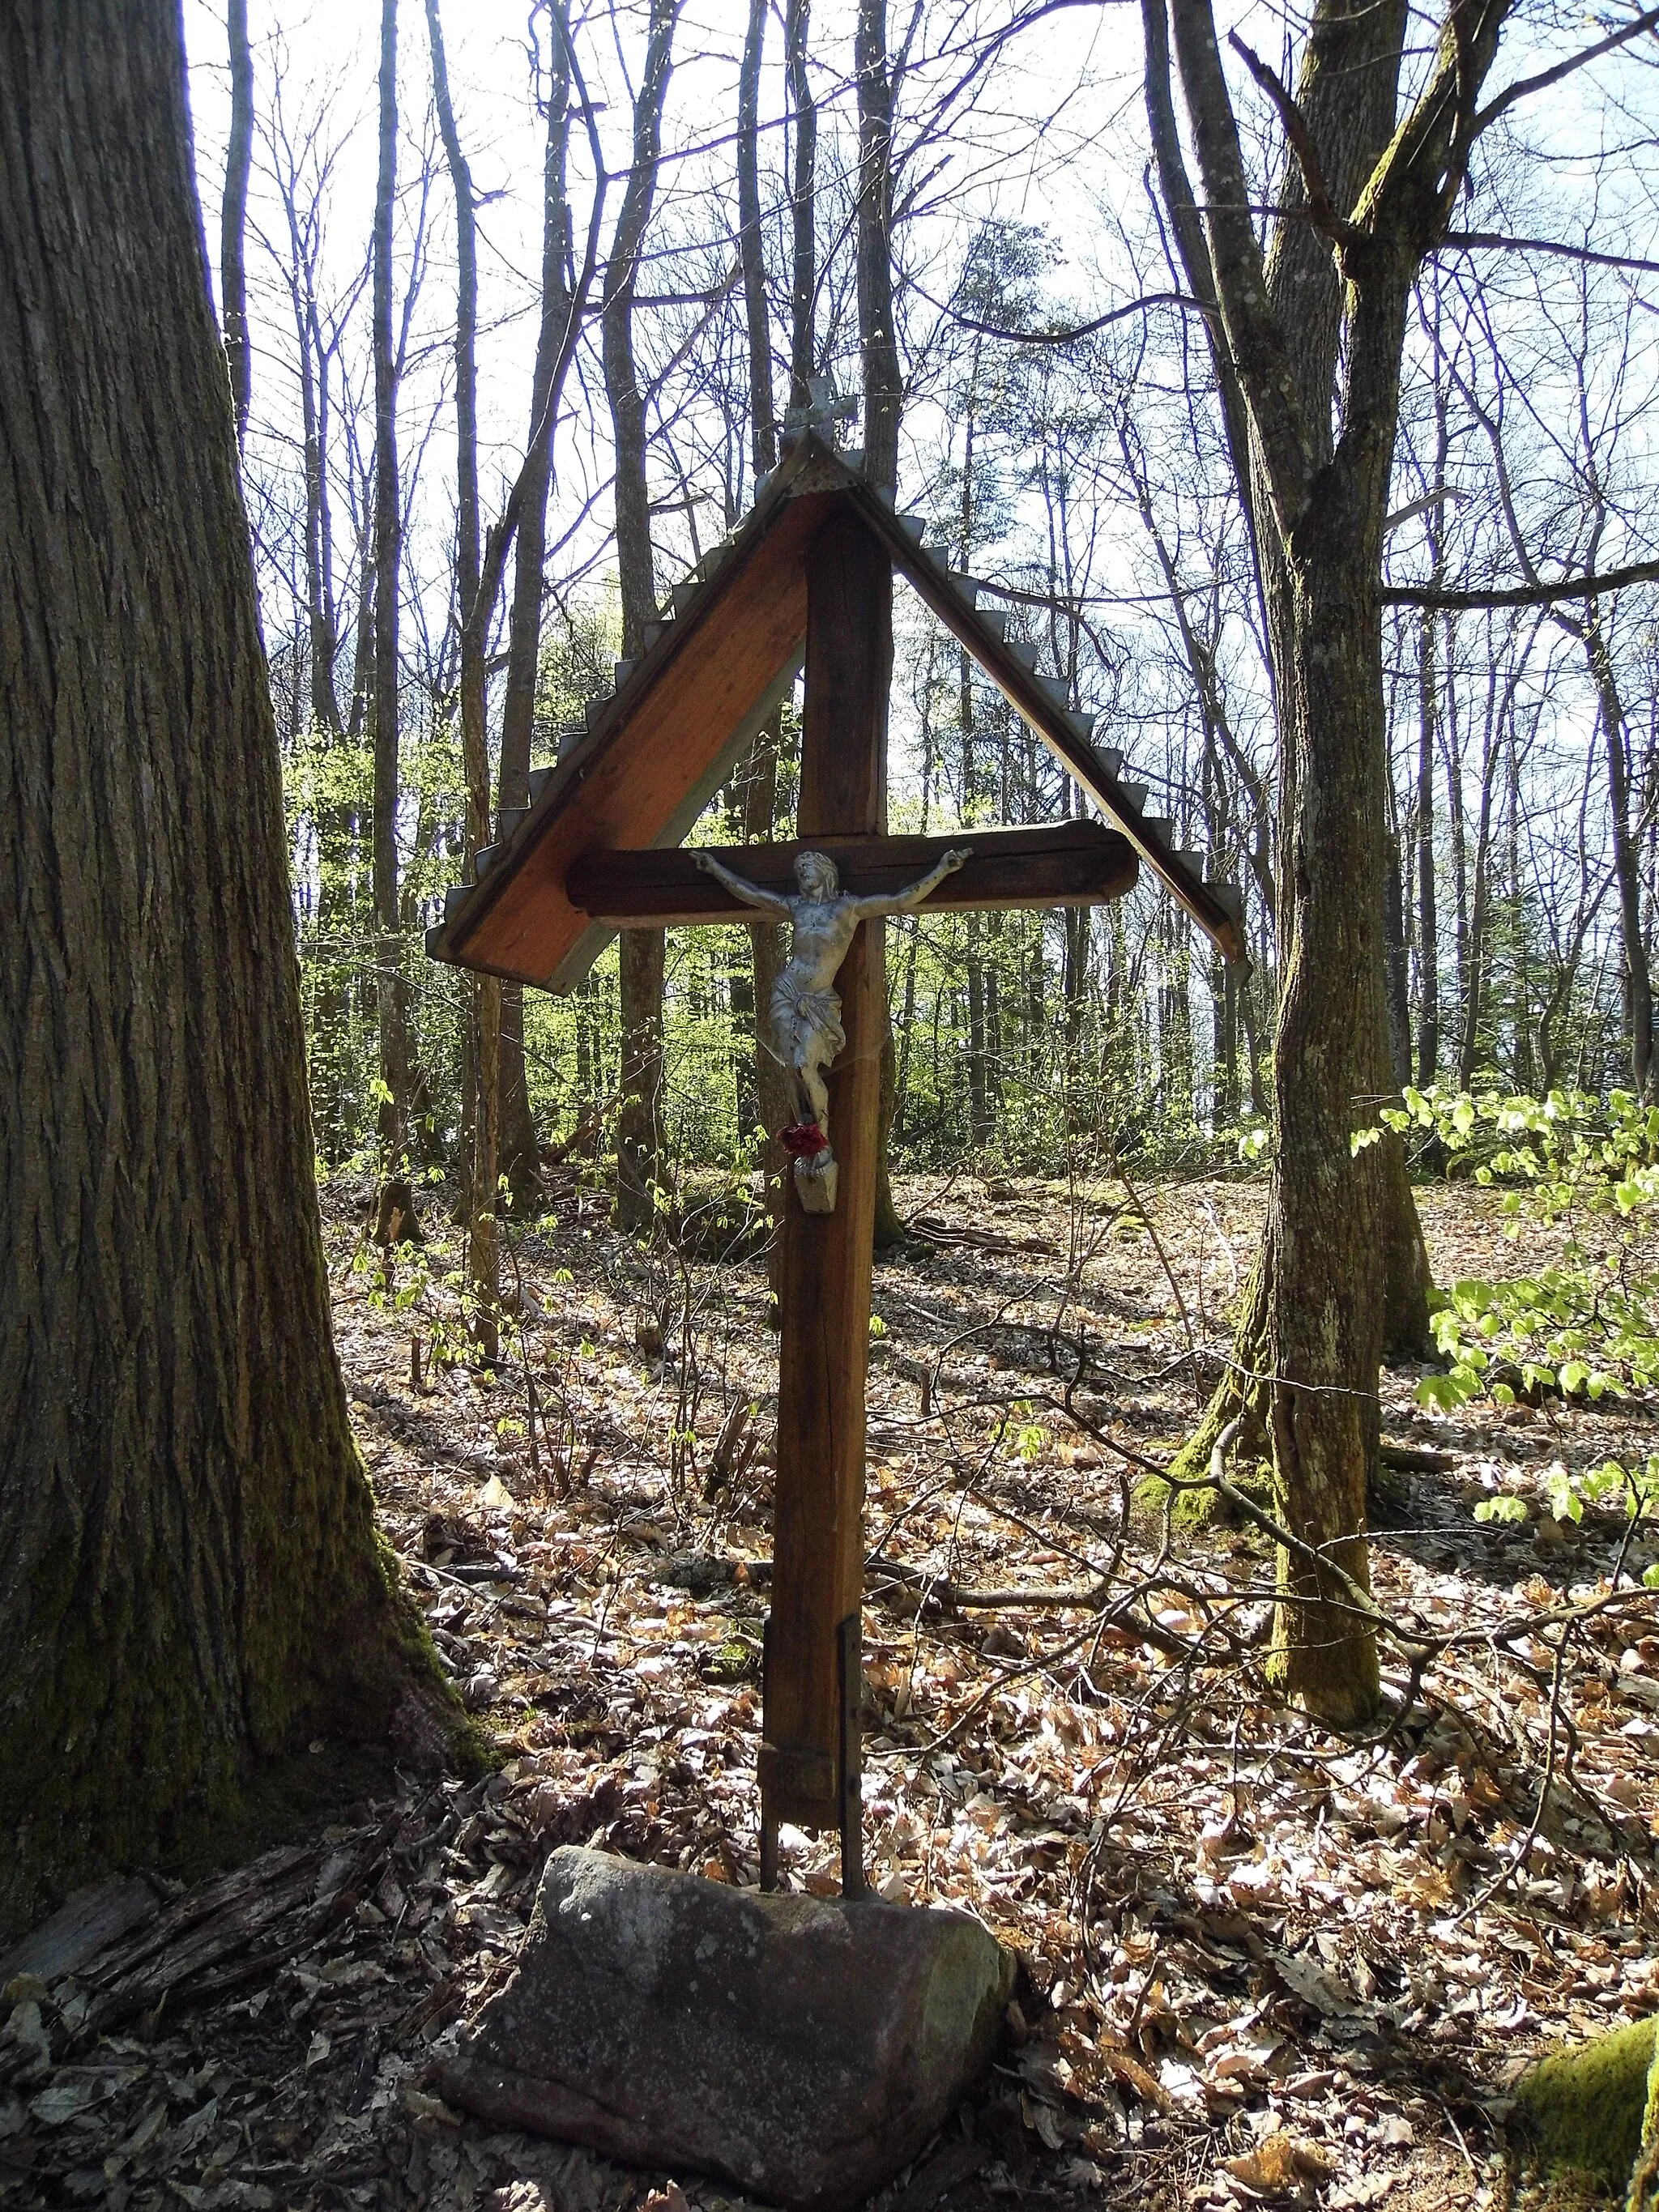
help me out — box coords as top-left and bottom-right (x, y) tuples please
(7, 1167), (1659, 2212)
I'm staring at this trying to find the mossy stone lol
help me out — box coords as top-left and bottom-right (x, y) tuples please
(1514, 2014), (1658, 2198)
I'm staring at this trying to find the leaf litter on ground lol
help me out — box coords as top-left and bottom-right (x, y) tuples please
(5, 1170), (1659, 2211)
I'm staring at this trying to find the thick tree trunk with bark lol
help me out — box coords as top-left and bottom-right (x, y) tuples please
(0, 0), (466, 1938)
(1144, 0), (1508, 1715)
(1257, 531), (1392, 1720)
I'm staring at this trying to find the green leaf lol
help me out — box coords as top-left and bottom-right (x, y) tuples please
(1417, 1372), (1470, 1411)
(1473, 1496), (1529, 1525)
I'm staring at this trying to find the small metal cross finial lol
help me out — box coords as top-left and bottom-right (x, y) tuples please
(783, 372), (858, 445)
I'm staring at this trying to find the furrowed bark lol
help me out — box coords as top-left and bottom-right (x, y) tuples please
(1146, 0), (1511, 1715)
(0, 0), (471, 1939)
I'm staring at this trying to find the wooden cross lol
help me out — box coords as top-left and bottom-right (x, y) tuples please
(426, 434), (1243, 1895)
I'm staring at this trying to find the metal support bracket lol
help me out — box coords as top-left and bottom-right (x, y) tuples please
(838, 1608), (864, 1897)
(756, 1609), (864, 1897)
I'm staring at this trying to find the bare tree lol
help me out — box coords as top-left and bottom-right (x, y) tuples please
(222, 0), (254, 447)
(604, 0), (681, 1234)
(735, 0), (794, 1240)
(1141, 0), (1527, 1719)
(371, 0), (413, 1166)
(786, 0), (817, 413)
(497, 4), (577, 1207)
(428, 0), (606, 1339)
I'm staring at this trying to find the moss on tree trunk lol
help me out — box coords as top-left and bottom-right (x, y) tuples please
(1514, 2015), (1659, 2206)
(0, 1), (476, 1941)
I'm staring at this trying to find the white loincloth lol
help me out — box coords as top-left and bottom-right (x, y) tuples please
(770, 965), (845, 1068)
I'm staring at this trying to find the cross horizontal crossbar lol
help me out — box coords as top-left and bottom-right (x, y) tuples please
(565, 821), (1138, 927)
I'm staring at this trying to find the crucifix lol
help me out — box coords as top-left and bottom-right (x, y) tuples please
(426, 433), (1244, 1899)
(693, 842), (973, 1214)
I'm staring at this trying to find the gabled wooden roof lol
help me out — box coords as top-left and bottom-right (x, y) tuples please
(425, 433), (1247, 991)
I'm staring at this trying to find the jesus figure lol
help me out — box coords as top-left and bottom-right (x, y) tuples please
(694, 844), (972, 1211)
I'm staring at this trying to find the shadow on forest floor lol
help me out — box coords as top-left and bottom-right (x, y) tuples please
(4, 1172), (1657, 2212)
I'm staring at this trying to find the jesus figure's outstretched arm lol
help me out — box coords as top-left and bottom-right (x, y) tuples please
(847, 846), (974, 923)
(693, 850), (794, 917)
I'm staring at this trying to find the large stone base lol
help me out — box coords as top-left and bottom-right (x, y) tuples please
(439, 1847), (1014, 2210)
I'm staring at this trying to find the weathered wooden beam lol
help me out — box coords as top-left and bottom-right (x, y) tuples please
(763, 513), (888, 1864)
(565, 820), (1138, 926)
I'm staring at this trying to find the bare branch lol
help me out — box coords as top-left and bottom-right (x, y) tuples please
(1226, 32), (1360, 251)
(1474, 3), (1659, 133)
(1382, 558), (1659, 609)
(1166, 0), (1312, 534)
(911, 275), (1212, 344)
(1438, 228), (1659, 278)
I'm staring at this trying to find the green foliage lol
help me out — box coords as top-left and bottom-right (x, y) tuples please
(1381, 1085), (1659, 1411)
(1473, 1454), (1659, 1581)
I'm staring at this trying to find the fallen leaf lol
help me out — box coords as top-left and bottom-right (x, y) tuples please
(1022, 2091), (1066, 2150)
(1096, 2040), (1176, 2113)
(1273, 1953), (1358, 2018)
(1223, 2133), (1335, 2197)
(29, 2080), (104, 2126)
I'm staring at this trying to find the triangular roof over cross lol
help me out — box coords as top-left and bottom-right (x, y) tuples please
(424, 431), (1247, 990)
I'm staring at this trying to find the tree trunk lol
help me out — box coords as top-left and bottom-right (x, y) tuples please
(1258, 541), (1388, 1721)
(1384, 828), (1411, 1089)
(855, 0), (900, 497)
(1147, 0), (1507, 1716)
(1587, 618), (1653, 1097)
(220, 0), (253, 450)
(738, 0), (776, 483)
(1416, 607), (1440, 1081)
(617, 930), (667, 1233)
(603, 0), (679, 1233)
(1456, 704), (1499, 1089)
(497, 6), (575, 1209)
(0, 0), (467, 1939)
(785, 0), (817, 415)
(371, 0), (412, 1167)
(736, 0), (794, 1264)
(426, 0), (501, 1360)
(872, 1025), (906, 1247)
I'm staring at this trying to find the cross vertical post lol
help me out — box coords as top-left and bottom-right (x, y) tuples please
(758, 510), (891, 1895)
